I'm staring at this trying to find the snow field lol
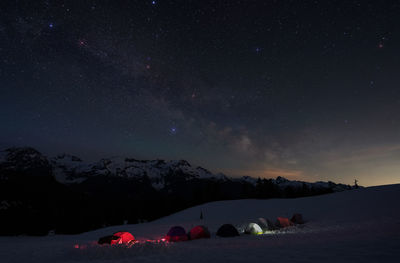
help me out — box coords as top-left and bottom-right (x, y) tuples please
(1, 184), (399, 263)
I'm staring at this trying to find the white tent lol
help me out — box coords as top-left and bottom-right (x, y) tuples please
(244, 223), (263, 235)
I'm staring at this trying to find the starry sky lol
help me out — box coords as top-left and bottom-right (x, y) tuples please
(1, 0), (400, 186)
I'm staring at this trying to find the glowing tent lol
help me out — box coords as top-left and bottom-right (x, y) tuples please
(189, 225), (211, 240)
(98, 231), (135, 245)
(244, 223), (263, 235)
(216, 224), (240, 237)
(275, 217), (294, 228)
(165, 226), (188, 242)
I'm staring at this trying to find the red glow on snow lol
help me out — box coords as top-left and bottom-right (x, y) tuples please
(165, 235), (188, 242)
(142, 238), (168, 244)
(74, 244), (88, 250)
(95, 235), (169, 248)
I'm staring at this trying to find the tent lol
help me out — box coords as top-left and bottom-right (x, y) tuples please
(98, 231), (135, 245)
(189, 225), (211, 240)
(291, 213), (305, 224)
(244, 223), (263, 235)
(216, 224), (240, 237)
(165, 226), (188, 242)
(257, 218), (268, 230)
(258, 218), (279, 231)
(275, 217), (294, 228)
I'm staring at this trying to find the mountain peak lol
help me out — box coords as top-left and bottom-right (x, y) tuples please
(0, 147), (50, 174)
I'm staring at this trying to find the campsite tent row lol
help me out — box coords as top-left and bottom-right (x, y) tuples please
(236, 213), (304, 236)
(166, 225), (211, 242)
(97, 225), (211, 245)
(98, 213), (304, 244)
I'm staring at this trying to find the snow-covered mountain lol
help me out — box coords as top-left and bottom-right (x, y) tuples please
(51, 153), (227, 189)
(0, 147), (353, 192)
(0, 147), (51, 176)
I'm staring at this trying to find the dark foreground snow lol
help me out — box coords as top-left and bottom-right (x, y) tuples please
(1, 184), (399, 263)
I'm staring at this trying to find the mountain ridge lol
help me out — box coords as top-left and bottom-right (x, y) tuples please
(1, 146), (354, 191)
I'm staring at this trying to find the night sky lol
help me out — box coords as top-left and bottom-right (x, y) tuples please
(1, 1), (400, 186)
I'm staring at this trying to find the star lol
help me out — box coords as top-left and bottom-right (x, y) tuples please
(78, 39), (86, 47)
(152, 1), (156, 5)
(169, 127), (177, 135)
(49, 23), (54, 28)
(255, 47), (262, 53)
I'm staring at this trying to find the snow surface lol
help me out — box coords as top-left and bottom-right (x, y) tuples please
(1, 184), (399, 263)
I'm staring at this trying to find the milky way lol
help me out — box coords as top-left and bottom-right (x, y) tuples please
(1, 1), (400, 186)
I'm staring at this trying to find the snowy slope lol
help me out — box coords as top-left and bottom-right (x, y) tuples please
(1, 184), (399, 263)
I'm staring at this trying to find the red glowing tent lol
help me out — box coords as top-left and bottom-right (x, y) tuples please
(112, 231), (135, 244)
(98, 231), (135, 245)
(189, 225), (211, 240)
